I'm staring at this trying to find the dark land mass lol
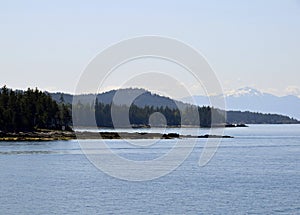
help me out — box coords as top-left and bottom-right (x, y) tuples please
(0, 86), (72, 133)
(0, 130), (233, 141)
(52, 88), (300, 125)
(0, 130), (76, 141)
(0, 86), (298, 142)
(75, 131), (233, 139)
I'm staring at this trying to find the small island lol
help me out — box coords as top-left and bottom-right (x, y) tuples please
(0, 129), (233, 141)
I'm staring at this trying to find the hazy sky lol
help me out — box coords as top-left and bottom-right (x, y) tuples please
(1, 0), (299, 97)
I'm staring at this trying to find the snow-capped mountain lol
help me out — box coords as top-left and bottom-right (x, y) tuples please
(181, 87), (300, 120)
(224, 87), (265, 97)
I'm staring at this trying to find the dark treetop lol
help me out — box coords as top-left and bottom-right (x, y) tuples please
(0, 86), (72, 132)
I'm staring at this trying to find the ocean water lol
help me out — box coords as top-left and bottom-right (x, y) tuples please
(0, 125), (299, 214)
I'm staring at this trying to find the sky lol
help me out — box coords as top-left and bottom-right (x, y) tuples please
(0, 0), (300, 98)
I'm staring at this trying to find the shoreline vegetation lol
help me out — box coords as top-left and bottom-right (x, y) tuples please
(1, 86), (298, 141)
(0, 128), (234, 141)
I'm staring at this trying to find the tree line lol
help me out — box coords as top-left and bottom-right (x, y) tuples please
(226, 110), (299, 124)
(72, 98), (226, 128)
(0, 86), (72, 132)
(73, 99), (299, 127)
(1, 86), (298, 132)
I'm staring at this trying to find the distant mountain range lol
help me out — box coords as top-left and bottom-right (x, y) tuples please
(181, 87), (300, 120)
(50, 88), (299, 124)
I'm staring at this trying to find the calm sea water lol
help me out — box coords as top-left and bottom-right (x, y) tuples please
(0, 125), (299, 214)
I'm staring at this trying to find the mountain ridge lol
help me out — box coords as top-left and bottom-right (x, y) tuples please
(49, 88), (299, 124)
(50, 88), (185, 109)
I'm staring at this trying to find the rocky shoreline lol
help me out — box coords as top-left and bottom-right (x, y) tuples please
(0, 130), (233, 141)
(0, 130), (76, 141)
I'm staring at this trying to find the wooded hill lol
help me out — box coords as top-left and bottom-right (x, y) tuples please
(66, 88), (299, 127)
(0, 86), (298, 133)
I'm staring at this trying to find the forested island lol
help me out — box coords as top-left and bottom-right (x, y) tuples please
(0, 86), (299, 141)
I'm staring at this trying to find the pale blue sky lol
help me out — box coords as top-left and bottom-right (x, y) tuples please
(0, 0), (299, 97)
